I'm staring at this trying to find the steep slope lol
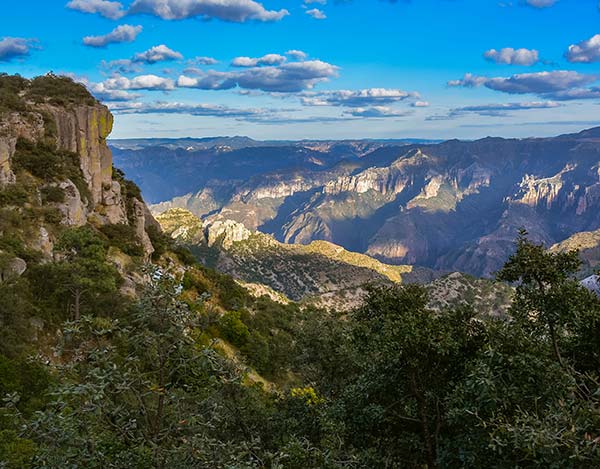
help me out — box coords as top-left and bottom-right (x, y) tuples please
(0, 74), (158, 289)
(137, 130), (600, 277)
(156, 208), (435, 309)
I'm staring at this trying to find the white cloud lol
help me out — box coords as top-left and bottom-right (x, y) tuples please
(565, 34), (600, 63)
(231, 54), (287, 67)
(189, 56), (219, 65)
(306, 8), (326, 19)
(133, 44), (183, 64)
(83, 24), (142, 48)
(128, 0), (289, 22)
(0, 37), (37, 62)
(88, 83), (141, 101)
(448, 71), (598, 96)
(302, 88), (418, 107)
(346, 106), (410, 118)
(102, 74), (176, 91)
(412, 101), (429, 107)
(66, 0), (125, 19)
(178, 60), (338, 92)
(286, 50), (308, 60)
(484, 47), (539, 66)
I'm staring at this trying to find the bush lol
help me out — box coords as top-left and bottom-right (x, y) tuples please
(12, 139), (90, 202)
(99, 224), (145, 258)
(172, 245), (197, 266)
(40, 186), (65, 204)
(146, 224), (172, 261)
(0, 74), (28, 113)
(219, 311), (250, 347)
(26, 74), (96, 107)
(0, 185), (29, 207)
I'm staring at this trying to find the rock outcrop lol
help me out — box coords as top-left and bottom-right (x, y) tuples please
(0, 111), (45, 186)
(0, 78), (158, 260)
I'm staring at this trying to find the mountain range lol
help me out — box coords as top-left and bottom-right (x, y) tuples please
(114, 129), (600, 278)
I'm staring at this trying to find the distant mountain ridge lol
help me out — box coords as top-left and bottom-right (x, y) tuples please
(118, 128), (600, 277)
(156, 208), (514, 313)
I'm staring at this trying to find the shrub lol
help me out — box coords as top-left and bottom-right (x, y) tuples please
(146, 224), (172, 261)
(0, 74), (28, 113)
(219, 311), (250, 347)
(40, 186), (65, 204)
(0, 185), (29, 207)
(99, 223), (145, 258)
(26, 74), (96, 107)
(12, 139), (90, 202)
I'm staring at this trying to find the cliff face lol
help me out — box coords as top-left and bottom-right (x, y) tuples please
(46, 104), (127, 223)
(0, 81), (157, 260)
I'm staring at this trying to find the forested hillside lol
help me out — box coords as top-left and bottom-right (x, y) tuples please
(1, 75), (599, 468)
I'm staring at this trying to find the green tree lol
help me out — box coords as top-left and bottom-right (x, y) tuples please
(497, 229), (588, 368)
(341, 285), (485, 468)
(29, 227), (121, 321)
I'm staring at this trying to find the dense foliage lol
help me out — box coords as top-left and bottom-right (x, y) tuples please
(0, 230), (599, 467)
(0, 73), (97, 113)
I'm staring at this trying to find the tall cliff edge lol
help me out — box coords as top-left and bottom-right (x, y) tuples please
(0, 74), (158, 262)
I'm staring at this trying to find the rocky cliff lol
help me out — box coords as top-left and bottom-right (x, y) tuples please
(0, 74), (157, 268)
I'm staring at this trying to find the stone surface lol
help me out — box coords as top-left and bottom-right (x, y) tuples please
(55, 180), (88, 226)
(581, 275), (600, 297)
(0, 254), (27, 281)
(131, 197), (155, 259)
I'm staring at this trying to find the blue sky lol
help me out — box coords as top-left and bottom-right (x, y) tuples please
(2, 0), (600, 140)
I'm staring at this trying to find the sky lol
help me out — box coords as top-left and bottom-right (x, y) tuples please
(2, 0), (600, 140)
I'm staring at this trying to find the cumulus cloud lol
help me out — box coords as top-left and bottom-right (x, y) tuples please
(345, 106), (410, 118)
(231, 54), (287, 67)
(448, 71), (598, 95)
(412, 101), (429, 107)
(525, 0), (558, 7)
(178, 60), (338, 92)
(103, 44), (183, 73)
(484, 47), (539, 66)
(0, 37), (37, 62)
(286, 50), (307, 60)
(189, 56), (219, 65)
(88, 84), (141, 102)
(306, 8), (327, 19)
(133, 44), (183, 63)
(565, 34), (600, 63)
(128, 0), (289, 22)
(301, 88), (418, 107)
(102, 74), (175, 91)
(83, 24), (142, 48)
(66, 0), (126, 19)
